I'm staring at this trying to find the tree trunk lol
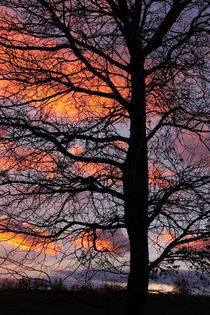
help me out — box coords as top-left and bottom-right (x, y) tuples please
(124, 61), (149, 314)
(124, 134), (149, 314)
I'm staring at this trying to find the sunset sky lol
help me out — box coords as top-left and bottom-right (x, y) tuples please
(0, 1), (209, 298)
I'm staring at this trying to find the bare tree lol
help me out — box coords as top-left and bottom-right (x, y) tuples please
(0, 1), (209, 314)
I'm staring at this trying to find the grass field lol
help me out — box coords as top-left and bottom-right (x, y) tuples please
(0, 289), (209, 315)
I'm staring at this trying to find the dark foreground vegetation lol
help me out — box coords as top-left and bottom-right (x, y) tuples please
(0, 289), (209, 315)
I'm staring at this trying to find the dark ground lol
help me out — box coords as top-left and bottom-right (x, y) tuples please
(0, 289), (209, 315)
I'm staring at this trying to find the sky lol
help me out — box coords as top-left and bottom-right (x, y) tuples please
(0, 1), (209, 294)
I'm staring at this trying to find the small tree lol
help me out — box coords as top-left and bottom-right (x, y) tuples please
(173, 278), (189, 295)
(0, 1), (209, 314)
(18, 277), (32, 289)
(50, 277), (66, 291)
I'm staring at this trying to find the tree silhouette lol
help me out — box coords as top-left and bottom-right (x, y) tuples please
(0, 1), (209, 314)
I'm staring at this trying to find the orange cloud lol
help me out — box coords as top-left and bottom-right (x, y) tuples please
(149, 167), (174, 188)
(0, 216), (60, 255)
(0, 145), (59, 178)
(162, 230), (210, 252)
(0, 19), (123, 123)
(72, 229), (129, 254)
(162, 230), (176, 243)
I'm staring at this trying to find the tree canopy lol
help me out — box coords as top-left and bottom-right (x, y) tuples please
(0, 1), (209, 313)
